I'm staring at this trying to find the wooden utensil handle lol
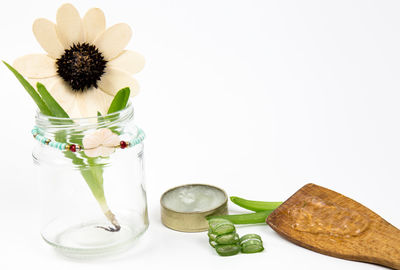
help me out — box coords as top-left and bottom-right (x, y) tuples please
(370, 226), (400, 270)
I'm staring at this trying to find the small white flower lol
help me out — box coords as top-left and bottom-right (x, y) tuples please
(13, 4), (145, 118)
(82, 128), (120, 157)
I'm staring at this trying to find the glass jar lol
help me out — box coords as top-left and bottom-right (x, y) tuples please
(32, 104), (148, 257)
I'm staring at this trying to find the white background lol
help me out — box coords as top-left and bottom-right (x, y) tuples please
(0, 0), (399, 269)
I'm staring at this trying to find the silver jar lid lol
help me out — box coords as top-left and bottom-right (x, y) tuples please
(160, 184), (228, 232)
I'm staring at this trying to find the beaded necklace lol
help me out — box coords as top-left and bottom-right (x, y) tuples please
(31, 126), (145, 153)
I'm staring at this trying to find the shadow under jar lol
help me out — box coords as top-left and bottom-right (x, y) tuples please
(32, 103), (148, 257)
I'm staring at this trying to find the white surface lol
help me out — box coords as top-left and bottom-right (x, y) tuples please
(0, 0), (399, 269)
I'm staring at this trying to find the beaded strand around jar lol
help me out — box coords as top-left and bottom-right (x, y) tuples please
(31, 127), (145, 152)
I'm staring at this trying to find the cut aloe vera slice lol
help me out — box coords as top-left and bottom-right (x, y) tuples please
(215, 244), (241, 256)
(216, 233), (239, 245)
(208, 218), (235, 235)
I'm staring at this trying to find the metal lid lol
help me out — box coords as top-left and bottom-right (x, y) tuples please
(160, 184), (228, 232)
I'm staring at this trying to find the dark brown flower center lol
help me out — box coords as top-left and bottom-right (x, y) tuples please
(56, 43), (107, 92)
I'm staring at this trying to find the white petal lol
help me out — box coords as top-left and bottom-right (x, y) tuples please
(83, 131), (102, 149)
(94, 23), (132, 60)
(75, 89), (112, 117)
(103, 133), (120, 147)
(108, 50), (145, 74)
(84, 147), (103, 158)
(82, 138), (99, 150)
(83, 8), (106, 43)
(83, 128), (119, 157)
(33, 19), (65, 58)
(75, 90), (100, 118)
(98, 146), (116, 157)
(101, 91), (115, 113)
(98, 128), (113, 139)
(56, 3), (84, 49)
(95, 90), (114, 115)
(98, 67), (139, 96)
(48, 79), (79, 117)
(13, 54), (57, 78)
(26, 77), (58, 90)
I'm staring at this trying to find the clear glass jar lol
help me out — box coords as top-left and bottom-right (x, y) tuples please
(32, 104), (148, 257)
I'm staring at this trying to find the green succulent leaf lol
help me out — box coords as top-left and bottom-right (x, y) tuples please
(36, 82), (70, 118)
(107, 87), (130, 114)
(3, 61), (52, 116)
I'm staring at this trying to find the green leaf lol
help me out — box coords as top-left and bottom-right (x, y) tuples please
(3, 61), (52, 116)
(36, 82), (70, 118)
(97, 111), (102, 116)
(230, 196), (282, 212)
(107, 87), (130, 114)
(207, 211), (273, 224)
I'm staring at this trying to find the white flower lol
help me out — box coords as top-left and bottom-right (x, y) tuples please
(82, 128), (120, 157)
(13, 3), (145, 118)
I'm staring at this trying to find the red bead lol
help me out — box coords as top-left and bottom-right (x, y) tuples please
(70, 144), (76, 152)
(120, 141), (127, 149)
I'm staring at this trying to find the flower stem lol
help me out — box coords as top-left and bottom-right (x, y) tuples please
(80, 165), (121, 232)
(55, 128), (121, 232)
(101, 209), (121, 232)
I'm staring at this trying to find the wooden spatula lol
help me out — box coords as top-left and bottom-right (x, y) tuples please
(266, 183), (400, 269)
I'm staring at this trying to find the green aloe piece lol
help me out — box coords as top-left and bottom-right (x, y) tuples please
(216, 233), (239, 245)
(3, 61), (52, 115)
(241, 239), (264, 254)
(107, 87), (130, 114)
(209, 240), (217, 248)
(208, 218), (236, 235)
(36, 82), (69, 118)
(209, 218), (233, 225)
(215, 244), (241, 256)
(208, 229), (218, 241)
(207, 210), (273, 224)
(230, 196), (282, 212)
(240, 234), (262, 244)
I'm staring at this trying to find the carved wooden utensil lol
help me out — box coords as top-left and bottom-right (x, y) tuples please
(267, 183), (400, 269)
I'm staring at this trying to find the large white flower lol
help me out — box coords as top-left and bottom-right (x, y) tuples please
(13, 3), (145, 118)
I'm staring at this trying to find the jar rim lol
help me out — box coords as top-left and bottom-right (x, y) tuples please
(35, 102), (134, 130)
